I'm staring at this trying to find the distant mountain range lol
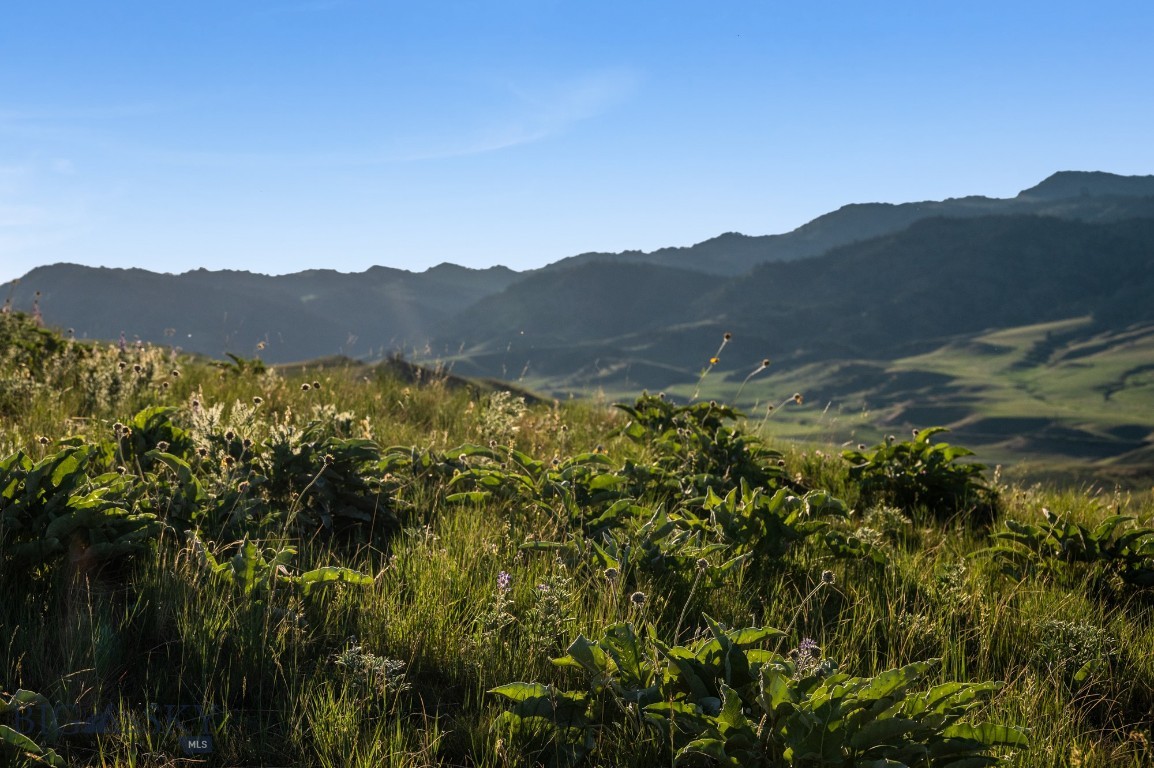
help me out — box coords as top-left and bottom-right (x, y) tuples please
(8, 170), (1154, 473)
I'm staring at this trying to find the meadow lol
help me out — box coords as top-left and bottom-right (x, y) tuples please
(1, 310), (1152, 767)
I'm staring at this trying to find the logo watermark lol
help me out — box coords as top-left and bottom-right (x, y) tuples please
(2, 701), (219, 755)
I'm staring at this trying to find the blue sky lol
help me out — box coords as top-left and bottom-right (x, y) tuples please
(2, 1), (1152, 284)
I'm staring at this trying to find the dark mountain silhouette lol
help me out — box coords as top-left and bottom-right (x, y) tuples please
(547, 171), (1154, 276)
(433, 215), (1154, 388)
(9, 262), (518, 361)
(7, 170), (1154, 375)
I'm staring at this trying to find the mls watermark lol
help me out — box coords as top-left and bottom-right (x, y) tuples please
(2, 701), (219, 755)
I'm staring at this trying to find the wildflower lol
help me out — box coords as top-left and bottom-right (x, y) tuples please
(198, 447), (209, 458)
(604, 567), (620, 582)
(312, 381), (322, 390)
(170, 369), (180, 378)
(37, 436), (50, 446)
(300, 383), (311, 391)
(118, 361), (127, 371)
(709, 356), (719, 365)
(224, 430), (235, 441)
(695, 558), (709, 572)
(222, 456), (235, 468)
(191, 399), (201, 410)
(116, 466), (127, 475)
(323, 454), (335, 465)
(723, 332), (732, 342)
(629, 591), (647, 607)
(799, 637), (821, 658)
(497, 571), (512, 592)
(821, 570), (836, 585)
(253, 396), (264, 405)
(242, 438), (252, 450)
(792, 393), (804, 405)
(238, 481), (250, 493)
(133, 364), (142, 374)
(156, 441), (170, 453)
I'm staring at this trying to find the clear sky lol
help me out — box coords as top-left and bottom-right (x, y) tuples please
(2, 1), (1152, 285)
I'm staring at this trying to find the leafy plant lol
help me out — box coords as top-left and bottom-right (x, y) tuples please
(194, 536), (373, 600)
(614, 394), (791, 499)
(985, 507), (1154, 588)
(0, 689), (66, 767)
(0, 446), (162, 569)
(842, 428), (997, 521)
(491, 617), (1027, 767)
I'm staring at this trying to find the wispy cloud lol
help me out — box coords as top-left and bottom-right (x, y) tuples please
(107, 67), (643, 168)
(416, 68), (643, 161)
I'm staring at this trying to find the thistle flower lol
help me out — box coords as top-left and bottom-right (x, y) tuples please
(312, 381), (322, 390)
(629, 591), (647, 607)
(156, 441), (170, 453)
(821, 570), (836, 585)
(604, 567), (620, 582)
(224, 430), (236, 442)
(300, 383), (311, 391)
(37, 436), (50, 446)
(253, 396), (264, 405)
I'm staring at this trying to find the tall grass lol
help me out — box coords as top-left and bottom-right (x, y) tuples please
(1, 312), (1151, 767)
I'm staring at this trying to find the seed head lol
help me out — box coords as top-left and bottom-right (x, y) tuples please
(604, 567), (620, 582)
(695, 558), (709, 572)
(37, 436), (50, 446)
(629, 591), (647, 607)
(156, 441), (170, 453)
(300, 383), (311, 391)
(224, 430), (236, 442)
(820, 570), (835, 585)
(312, 381), (322, 390)
(792, 393), (804, 405)
(253, 396), (264, 405)
(723, 332), (732, 342)
(170, 369), (180, 378)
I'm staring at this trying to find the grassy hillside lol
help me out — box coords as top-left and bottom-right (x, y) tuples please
(1, 311), (1152, 767)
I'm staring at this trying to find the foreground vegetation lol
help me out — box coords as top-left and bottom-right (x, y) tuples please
(1, 312), (1152, 767)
